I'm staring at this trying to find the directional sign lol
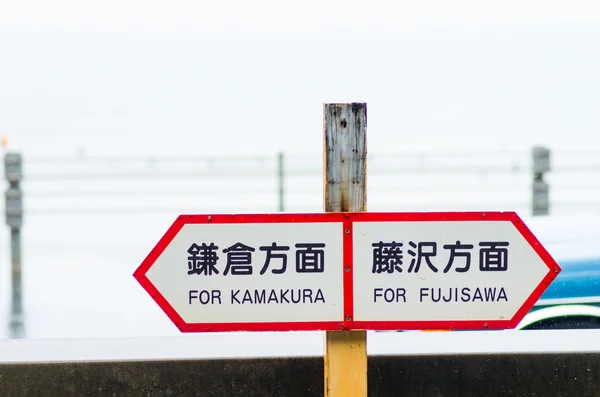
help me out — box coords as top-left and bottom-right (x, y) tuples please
(134, 211), (560, 332)
(350, 212), (561, 330)
(134, 213), (349, 332)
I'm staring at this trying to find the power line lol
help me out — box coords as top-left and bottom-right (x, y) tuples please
(20, 154), (279, 165)
(19, 149), (600, 166)
(14, 163), (600, 182)
(22, 201), (600, 216)
(4, 148), (600, 217)
(19, 182), (600, 198)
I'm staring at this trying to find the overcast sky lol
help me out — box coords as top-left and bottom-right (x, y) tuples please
(1, 1), (600, 157)
(2, 0), (600, 31)
(2, 1), (600, 340)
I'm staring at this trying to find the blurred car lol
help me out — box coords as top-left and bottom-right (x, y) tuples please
(373, 213), (600, 332)
(511, 214), (600, 330)
(514, 213), (600, 329)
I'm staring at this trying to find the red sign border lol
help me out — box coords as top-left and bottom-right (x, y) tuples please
(133, 213), (353, 332)
(133, 211), (561, 332)
(347, 211), (561, 331)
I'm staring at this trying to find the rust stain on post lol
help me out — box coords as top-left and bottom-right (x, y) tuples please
(323, 102), (367, 397)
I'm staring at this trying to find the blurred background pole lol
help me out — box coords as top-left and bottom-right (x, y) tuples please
(4, 151), (24, 339)
(532, 146), (550, 216)
(277, 152), (284, 212)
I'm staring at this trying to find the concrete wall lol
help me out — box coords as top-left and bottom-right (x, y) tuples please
(1, 354), (599, 396)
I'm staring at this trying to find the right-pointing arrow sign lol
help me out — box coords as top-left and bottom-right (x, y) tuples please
(348, 212), (561, 331)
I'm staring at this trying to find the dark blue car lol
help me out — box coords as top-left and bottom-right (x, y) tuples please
(514, 214), (600, 330)
(515, 255), (600, 329)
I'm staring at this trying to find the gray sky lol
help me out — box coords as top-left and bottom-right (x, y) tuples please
(2, 0), (599, 30)
(2, 1), (600, 340)
(1, 1), (600, 158)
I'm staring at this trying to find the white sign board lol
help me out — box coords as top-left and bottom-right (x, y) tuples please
(135, 214), (346, 332)
(135, 212), (560, 332)
(349, 212), (559, 330)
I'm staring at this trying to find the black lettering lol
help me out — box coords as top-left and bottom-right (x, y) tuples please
(443, 241), (474, 273)
(222, 242), (255, 275)
(190, 290), (222, 304)
(375, 288), (406, 303)
(291, 289), (301, 303)
(295, 243), (326, 273)
(231, 289), (241, 304)
(384, 288), (395, 303)
(189, 290), (198, 305)
(315, 289), (325, 303)
(461, 287), (471, 302)
(432, 288), (441, 302)
(374, 288), (383, 303)
(407, 241), (438, 273)
(484, 287), (496, 302)
(479, 242), (509, 271)
(187, 243), (220, 275)
(418, 286), (507, 303)
(372, 241), (404, 274)
(420, 288), (428, 302)
(259, 243), (290, 274)
(268, 290), (279, 303)
(242, 290), (252, 304)
(226, 288), (331, 305)
(303, 289), (313, 303)
(498, 287), (508, 301)
(254, 289), (266, 304)
(280, 289), (290, 303)
(212, 290), (222, 304)
(442, 288), (453, 303)
(199, 290), (210, 304)
(396, 288), (406, 303)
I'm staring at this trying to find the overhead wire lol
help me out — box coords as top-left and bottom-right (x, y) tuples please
(3, 149), (599, 216)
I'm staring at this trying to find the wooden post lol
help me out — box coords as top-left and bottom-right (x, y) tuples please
(323, 102), (367, 397)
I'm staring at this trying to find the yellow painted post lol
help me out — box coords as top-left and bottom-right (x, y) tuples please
(323, 102), (368, 397)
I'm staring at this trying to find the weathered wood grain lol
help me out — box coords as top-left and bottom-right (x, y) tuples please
(323, 102), (367, 213)
(323, 102), (368, 397)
